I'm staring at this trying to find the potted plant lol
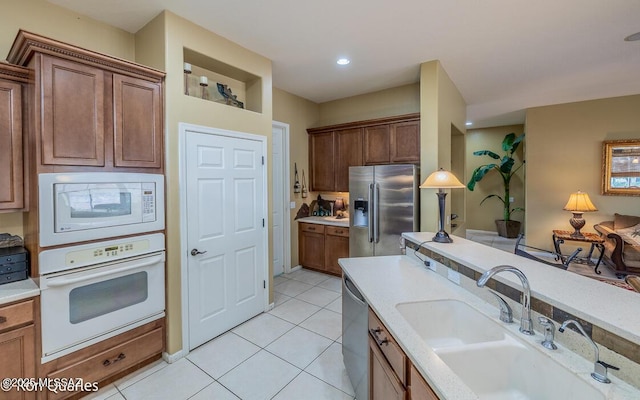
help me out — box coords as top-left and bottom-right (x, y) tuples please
(467, 132), (525, 238)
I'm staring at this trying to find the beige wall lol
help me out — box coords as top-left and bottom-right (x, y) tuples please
(272, 88), (320, 267)
(466, 125), (525, 232)
(525, 95), (640, 250)
(419, 61), (467, 233)
(317, 83), (420, 127)
(0, 0), (135, 238)
(0, 0), (134, 61)
(137, 11), (273, 355)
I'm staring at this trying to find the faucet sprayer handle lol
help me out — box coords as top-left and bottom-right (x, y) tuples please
(593, 360), (619, 384)
(538, 317), (558, 350)
(490, 292), (513, 324)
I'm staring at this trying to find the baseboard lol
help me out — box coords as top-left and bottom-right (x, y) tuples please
(265, 302), (275, 311)
(289, 265), (302, 272)
(163, 348), (188, 364)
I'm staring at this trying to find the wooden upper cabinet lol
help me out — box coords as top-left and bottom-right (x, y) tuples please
(0, 65), (27, 211)
(364, 125), (391, 165)
(309, 131), (335, 192)
(7, 30), (165, 173)
(391, 120), (420, 163)
(308, 114), (419, 192)
(335, 128), (363, 192)
(41, 55), (105, 166)
(113, 74), (162, 168)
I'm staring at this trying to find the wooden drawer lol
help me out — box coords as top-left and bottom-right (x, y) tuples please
(369, 308), (407, 386)
(326, 226), (349, 237)
(46, 327), (163, 400)
(0, 299), (34, 332)
(299, 223), (325, 234)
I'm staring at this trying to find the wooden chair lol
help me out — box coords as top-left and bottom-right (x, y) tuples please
(514, 234), (581, 270)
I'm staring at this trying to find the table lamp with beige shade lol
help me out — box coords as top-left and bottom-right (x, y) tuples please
(420, 168), (465, 243)
(563, 191), (598, 238)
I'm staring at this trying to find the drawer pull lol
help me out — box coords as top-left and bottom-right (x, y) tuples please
(370, 328), (389, 346)
(0, 316), (6, 324)
(103, 352), (126, 367)
(336, 230), (343, 234)
(308, 227), (315, 231)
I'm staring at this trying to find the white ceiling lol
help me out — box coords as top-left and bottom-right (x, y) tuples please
(48, 0), (640, 128)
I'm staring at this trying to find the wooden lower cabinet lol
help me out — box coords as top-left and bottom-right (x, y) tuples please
(39, 319), (165, 400)
(409, 364), (439, 400)
(299, 223), (325, 271)
(324, 226), (349, 275)
(299, 223), (349, 276)
(370, 336), (406, 400)
(0, 298), (37, 400)
(369, 307), (440, 400)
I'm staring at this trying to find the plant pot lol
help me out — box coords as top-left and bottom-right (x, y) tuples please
(495, 220), (521, 238)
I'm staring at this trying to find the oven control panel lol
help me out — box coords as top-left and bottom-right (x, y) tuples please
(65, 239), (151, 267)
(39, 233), (165, 275)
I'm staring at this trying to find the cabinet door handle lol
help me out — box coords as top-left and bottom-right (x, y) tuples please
(370, 328), (389, 346)
(0, 316), (6, 324)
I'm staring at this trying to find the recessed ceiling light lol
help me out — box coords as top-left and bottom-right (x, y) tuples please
(624, 31), (640, 41)
(336, 58), (350, 65)
(465, 122), (472, 126)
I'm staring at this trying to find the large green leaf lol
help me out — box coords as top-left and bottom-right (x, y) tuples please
(510, 133), (525, 154)
(467, 164), (496, 190)
(472, 150), (500, 160)
(502, 133), (516, 152)
(499, 156), (515, 173)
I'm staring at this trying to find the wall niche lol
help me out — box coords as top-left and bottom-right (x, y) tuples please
(183, 47), (262, 113)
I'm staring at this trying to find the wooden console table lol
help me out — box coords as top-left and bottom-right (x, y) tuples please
(552, 230), (605, 274)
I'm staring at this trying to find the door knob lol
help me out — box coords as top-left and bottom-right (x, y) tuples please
(191, 249), (207, 256)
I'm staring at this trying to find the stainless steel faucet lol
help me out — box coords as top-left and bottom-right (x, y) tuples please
(477, 265), (534, 335)
(559, 319), (619, 384)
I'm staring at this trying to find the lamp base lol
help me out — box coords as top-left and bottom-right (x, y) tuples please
(433, 230), (453, 243)
(434, 191), (453, 243)
(569, 212), (586, 238)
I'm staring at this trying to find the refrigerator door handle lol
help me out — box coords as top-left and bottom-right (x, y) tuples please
(368, 183), (374, 243)
(374, 183), (380, 243)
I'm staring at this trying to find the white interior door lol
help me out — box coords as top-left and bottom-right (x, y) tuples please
(186, 130), (266, 350)
(272, 123), (285, 276)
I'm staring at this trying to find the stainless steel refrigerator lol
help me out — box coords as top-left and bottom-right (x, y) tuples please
(349, 164), (419, 256)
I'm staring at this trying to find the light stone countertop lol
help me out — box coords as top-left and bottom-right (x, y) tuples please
(296, 216), (349, 228)
(339, 244), (640, 399)
(0, 278), (40, 305)
(402, 232), (640, 346)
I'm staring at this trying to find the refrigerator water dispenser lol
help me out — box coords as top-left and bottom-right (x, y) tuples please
(353, 199), (368, 227)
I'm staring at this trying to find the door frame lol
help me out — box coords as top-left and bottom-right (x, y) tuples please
(272, 120), (292, 275)
(178, 122), (269, 354)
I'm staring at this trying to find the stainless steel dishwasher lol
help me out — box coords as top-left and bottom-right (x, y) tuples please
(342, 273), (368, 400)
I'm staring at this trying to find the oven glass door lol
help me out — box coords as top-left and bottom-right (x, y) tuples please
(40, 252), (165, 359)
(54, 182), (143, 233)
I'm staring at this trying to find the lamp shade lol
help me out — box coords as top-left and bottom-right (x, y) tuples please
(563, 191), (598, 212)
(420, 168), (465, 189)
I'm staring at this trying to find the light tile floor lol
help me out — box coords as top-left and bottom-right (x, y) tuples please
(87, 269), (354, 400)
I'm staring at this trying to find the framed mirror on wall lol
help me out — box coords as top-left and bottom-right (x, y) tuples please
(602, 139), (640, 196)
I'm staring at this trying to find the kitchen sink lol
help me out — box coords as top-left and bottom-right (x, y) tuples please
(437, 340), (605, 400)
(396, 299), (605, 400)
(395, 299), (506, 349)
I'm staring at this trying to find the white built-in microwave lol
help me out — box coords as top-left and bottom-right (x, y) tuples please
(38, 173), (165, 247)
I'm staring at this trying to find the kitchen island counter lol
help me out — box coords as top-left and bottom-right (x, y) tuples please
(339, 236), (640, 400)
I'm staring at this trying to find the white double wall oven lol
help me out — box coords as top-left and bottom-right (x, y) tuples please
(37, 172), (166, 362)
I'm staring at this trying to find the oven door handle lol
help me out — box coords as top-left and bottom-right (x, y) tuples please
(45, 254), (164, 288)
